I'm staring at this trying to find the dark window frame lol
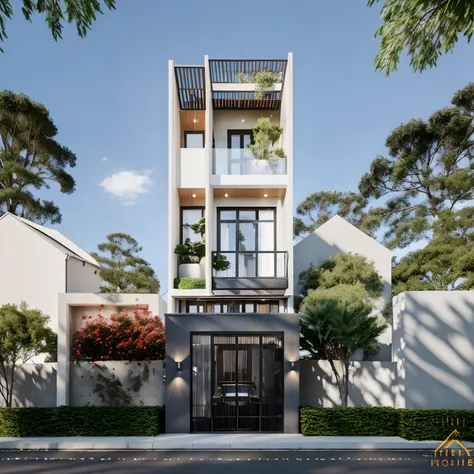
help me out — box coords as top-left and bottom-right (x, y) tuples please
(180, 206), (205, 244)
(184, 130), (205, 148)
(217, 208), (277, 278)
(227, 130), (253, 148)
(184, 300), (281, 314)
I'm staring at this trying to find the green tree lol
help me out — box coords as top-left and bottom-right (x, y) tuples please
(92, 233), (160, 294)
(0, 0), (116, 52)
(297, 253), (385, 312)
(0, 302), (56, 407)
(0, 90), (77, 224)
(368, 0), (474, 75)
(300, 299), (386, 406)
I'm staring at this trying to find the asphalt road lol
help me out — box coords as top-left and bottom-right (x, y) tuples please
(0, 450), (464, 473)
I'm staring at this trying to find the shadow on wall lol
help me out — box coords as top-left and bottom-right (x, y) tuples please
(0, 363), (57, 407)
(299, 360), (397, 408)
(394, 293), (474, 410)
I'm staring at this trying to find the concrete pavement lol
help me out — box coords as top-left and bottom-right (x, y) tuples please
(1, 433), (473, 451)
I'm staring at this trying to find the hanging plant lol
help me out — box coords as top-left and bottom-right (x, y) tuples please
(235, 70), (281, 99)
(247, 117), (286, 163)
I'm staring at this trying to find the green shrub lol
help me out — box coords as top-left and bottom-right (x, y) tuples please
(174, 277), (206, 289)
(300, 406), (398, 436)
(398, 409), (474, 442)
(0, 406), (165, 437)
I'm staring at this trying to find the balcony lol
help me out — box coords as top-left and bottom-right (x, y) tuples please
(212, 251), (288, 291)
(211, 149), (288, 188)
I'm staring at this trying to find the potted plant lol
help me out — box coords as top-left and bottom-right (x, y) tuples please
(247, 117), (286, 173)
(236, 70), (281, 99)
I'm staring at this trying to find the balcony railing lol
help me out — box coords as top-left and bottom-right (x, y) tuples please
(212, 251), (288, 290)
(212, 149), (286, 176)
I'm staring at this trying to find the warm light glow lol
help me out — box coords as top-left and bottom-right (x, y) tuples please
(193, 119), (198, 123)
(192, 193), (197, 198)
(241, 119), (245, 123)
(224, 193), (228, 198)
(263, 193), (268, 198)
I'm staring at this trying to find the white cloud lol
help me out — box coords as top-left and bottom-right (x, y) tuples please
(100, 170), (153, 205)
(101, 157), (108, 162)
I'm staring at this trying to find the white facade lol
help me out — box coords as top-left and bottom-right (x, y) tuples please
(167, 55), (294, 313)
(294, 215), (392, 359)
(0, 213), (101, 332)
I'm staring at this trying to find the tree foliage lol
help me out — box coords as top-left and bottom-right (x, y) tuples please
(0, 302), (56, 407)
(300, 299), (386, 406)
(0, 90), (77, 224)
(91, 233), (160, 294)
(0, 0), (116, 52)
(368, 0), (474, 75)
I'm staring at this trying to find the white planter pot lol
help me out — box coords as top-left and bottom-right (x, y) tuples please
(178, 263), (201, 278)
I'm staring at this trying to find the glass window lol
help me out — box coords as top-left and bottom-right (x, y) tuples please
(258, 253), (275, 277)
(239, 210), (256, 220)
(259, 210), (274, 221)
(220, 210), (236, 220)
(182, 208), (203, 243)
(238, 253), (256, 277)
(239, 223), (256, 251)
(220, 222), (236, 251)
(185, 132), (204, 148)
(258, 222), (274, 251)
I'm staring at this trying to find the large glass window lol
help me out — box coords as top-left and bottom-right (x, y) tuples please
(217, 208), (276, 278)
(181, 207), (204, 243)
(184, 300), (281, 314)
(185, 131), (204, 148)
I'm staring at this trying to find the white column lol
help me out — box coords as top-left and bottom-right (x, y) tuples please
(56, 293), (70, 406)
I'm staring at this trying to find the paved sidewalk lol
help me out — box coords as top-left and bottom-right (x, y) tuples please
(1, 433), (473, 451)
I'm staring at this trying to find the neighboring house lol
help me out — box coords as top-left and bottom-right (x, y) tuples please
(0, 212), (101, 332)
(165, 54), (300, 433)
(293, 214), (392, 361)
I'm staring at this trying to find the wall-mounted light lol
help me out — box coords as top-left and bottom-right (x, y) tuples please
(224, 193), (229, 198)
(193, 366), (198, 374)
(177, 361), (182, 373)
(192, 193), (197, 198)
(290, 361), (296, 370)
(263, 193), (268, 198)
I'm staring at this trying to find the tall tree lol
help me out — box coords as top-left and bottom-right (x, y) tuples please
(92, 233), (160, 294)
(0, 90), (77, 224)
(0, 302), (56, 407)
(0, 0), (116, 52)
(300, 299), (386, 406)
(368, 0), (474, 75)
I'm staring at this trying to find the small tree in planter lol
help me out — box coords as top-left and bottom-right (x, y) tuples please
(247, 118), (286, 172)
(237, 70), (281, 99)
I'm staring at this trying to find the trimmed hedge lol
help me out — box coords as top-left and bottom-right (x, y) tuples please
(174, 277), (206, 289)
(300, 407), (398, 436)
(0, 406), (165, 437)
(301, 407), (474, 441)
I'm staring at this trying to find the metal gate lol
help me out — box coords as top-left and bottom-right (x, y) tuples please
(191, 333), (284, 432)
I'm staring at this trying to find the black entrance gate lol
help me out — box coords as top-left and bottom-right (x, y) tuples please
(191, 333), (283, 432)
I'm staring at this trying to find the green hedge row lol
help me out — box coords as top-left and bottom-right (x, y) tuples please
(174, 277), (206, 289)
(0, 406), (165, 437)
(301, 407), (474, 441)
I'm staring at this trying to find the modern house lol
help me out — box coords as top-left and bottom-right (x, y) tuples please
(293, 214), (392, 360)
(165, 54), (300, 433)
(0, 212), (101, 332)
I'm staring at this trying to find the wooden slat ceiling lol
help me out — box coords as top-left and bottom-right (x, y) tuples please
(208, 59), (287, 110)
(174, 67), (206, 110)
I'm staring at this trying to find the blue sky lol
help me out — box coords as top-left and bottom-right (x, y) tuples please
(1, 0), (474, 295)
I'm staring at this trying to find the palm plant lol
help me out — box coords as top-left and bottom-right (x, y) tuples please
(300, 299), (386, 407)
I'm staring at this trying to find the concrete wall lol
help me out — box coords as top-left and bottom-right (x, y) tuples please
(0, 214), (66, 333)
(393, 291), (474, 409)
(294, 215), (392, 359)
(165, 312), (300, 433)
(0, 363), (57, 407)
(70, 361), (164, 406)
(66, 257), (101, 293)
(299, 360), (397, 408)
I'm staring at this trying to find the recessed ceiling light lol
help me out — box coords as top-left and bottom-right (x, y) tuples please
(224, 193), (229, 198)
(241, 119), (245, 123)
(192, 193), (196, 198)
(263, 193), (268, 198)
(193, 119), (198, 123)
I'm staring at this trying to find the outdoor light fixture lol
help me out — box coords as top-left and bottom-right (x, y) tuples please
(192, 193), (196, 198)
(224, 193), (228, 198)
(177, 361), (182, 373)
(263, 193), (268, 198)
(290, 361), (296, 370)
(241, 119), (245, 123)
(193, 119), (198, 123)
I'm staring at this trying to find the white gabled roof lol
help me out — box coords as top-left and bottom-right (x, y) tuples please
(0, 212), (100, 267)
